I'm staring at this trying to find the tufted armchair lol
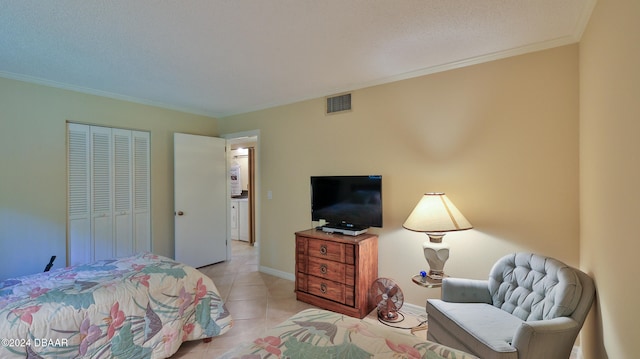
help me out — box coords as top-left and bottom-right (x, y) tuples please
(426, 253), (595, 359)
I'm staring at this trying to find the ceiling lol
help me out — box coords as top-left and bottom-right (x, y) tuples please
(0, 0), (595, 118)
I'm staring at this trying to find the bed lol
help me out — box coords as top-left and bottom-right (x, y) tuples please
(0, 252), (232, 358)
(220, 308), (478, 359)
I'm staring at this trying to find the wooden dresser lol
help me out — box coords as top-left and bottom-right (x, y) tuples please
(295, 229), (378, 318)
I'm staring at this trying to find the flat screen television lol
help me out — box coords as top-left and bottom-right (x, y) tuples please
(310, 175), (383, 229)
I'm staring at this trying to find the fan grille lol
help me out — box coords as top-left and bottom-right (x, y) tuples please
(370, 278), (404, 322)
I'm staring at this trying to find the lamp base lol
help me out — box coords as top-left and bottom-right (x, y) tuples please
(423, 232), (450, 280)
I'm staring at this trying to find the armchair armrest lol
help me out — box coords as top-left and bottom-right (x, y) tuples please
(441, 278), (492, 303)
(512, 317), (580, 359)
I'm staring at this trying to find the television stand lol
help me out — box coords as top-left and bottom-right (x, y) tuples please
(321, 225), (369, 236)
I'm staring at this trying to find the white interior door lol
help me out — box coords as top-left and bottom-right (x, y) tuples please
(174, 133), (227, 268)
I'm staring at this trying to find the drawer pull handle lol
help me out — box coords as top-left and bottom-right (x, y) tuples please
(320, 264), (328, 274)
(320, 283), (327, 294)
(320, 245), (327, 255)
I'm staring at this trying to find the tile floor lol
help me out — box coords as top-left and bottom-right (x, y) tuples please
(170, 240), (426, 358)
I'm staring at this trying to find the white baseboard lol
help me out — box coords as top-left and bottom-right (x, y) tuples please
(259, 265), (295, 281)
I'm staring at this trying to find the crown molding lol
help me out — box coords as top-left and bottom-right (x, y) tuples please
(0, 71), (220, 118)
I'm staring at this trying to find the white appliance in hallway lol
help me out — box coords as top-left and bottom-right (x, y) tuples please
(230, 198), (248, 242)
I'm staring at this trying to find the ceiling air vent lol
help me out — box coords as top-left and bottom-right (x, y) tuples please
(326, 93), (352, 114)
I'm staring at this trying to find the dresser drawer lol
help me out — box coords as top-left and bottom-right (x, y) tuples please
(307, 238), (355, 264)
(304, 274), (355, 306)
(307, 256), (355, 285)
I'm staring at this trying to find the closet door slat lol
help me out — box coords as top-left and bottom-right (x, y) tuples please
(90, 126), (114, 260)
(133, 131), (151, 253)
(113, 129), (133, 257)
(67, 124), (91, 265)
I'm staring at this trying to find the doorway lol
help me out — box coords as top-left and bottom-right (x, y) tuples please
(224, 131), (260, 259)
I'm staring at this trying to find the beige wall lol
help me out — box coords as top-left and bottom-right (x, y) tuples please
(579, 0), (640, 358)
(218, 45), (580, 307)
(0, 77), (217, 279)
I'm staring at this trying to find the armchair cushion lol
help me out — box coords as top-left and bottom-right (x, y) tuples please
(427, 300), (522, 359)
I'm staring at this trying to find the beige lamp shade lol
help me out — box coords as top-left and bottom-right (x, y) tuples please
(403, 192), (472, 280)
(403, 193), (472, 234)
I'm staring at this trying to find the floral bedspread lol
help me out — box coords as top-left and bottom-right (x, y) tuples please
(0, 253), (232, 358)
(220, 308), (477, 359)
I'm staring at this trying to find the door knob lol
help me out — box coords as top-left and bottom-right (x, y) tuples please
(176, 211), (184, 216)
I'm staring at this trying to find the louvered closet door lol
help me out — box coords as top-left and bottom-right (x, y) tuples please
(91, 126), (114, 261)
(67, 124), (91, 265)
(132, 131), (151, 253)
(113, 129), (133, 257)
(67, 124), (150, 265)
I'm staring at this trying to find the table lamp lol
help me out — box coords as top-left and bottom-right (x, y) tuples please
(403, 193), (472, 281)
